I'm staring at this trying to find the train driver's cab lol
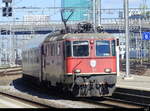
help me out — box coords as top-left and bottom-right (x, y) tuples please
(65, 41), (89, 57)
(65, 40), (116, 58)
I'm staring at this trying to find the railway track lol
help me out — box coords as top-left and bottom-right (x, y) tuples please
(0, 85), (145, 109)
(0, 66), (22, 86)
(0, 66), (22, 76)
(0, 79), (147, 109)
(113, 88), (150, 105)
(103, 97), (143, 108)
(0, 92), (48, 108)
(19, 76), (145, 108)
(73, 96), (145, 109)
(0, 86), (111, 108)
(121, 60), (150, 76)
(121, 64), (147, 75)
(111, 88), (150, 110)
(0, 67), (148, 109)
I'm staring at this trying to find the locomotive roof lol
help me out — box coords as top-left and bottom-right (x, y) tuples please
(23, 31), (115, 51)
(63, 33), (115, 39)
(46, 32), (115, 41)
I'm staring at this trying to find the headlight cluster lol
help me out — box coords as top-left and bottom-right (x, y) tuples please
(74, 69), (81, 73)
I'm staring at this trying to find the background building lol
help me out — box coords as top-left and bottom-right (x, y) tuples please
(61, 0), (92, 21)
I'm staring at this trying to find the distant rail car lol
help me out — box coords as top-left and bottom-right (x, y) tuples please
(22, 31), (119, 97)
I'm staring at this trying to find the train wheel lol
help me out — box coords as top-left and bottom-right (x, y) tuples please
(72, 84), (79, 97)
(56, 83), (63, 93)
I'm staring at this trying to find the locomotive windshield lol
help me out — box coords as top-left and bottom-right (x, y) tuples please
(96, 40), (110, 56)
(73, 41), (89, 57)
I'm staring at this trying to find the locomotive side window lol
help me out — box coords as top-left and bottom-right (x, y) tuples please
(54, 44), (56, 56)
(66, 41), (71, 57)
(112, 40), (116, 56)
(73, 41), (89, 57)
(50, 44), (52, 56)
(46, 45), (48, 56)
(51, 44), (54, 56)
(96, 40), (110, 56)
(57, 43), (61, 56)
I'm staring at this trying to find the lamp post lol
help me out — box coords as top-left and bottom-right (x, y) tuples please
(97, 0), (101, 26)
(92, 0), (101, 31)
(123, 0), (133, 79)
(92, 0), (96, 31)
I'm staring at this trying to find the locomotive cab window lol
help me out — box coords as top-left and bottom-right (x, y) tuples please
(73, 41), (89, 57)
(96, 40), (110, 56)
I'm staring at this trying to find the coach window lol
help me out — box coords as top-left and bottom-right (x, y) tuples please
(36, 57), (39, 63)
(33, 50), (35, 63)
(51, 44), (54, 56)
(50, 44), (52, 56)
(66, 41), (71, 57)
(30, 51), (32, 63)
(48, 44), (51, 56)
(57, 44), (61, 56)
(96, 40), (110, 56)
(54, 44), (56, 56)
(27, 51), (29, 63)
(46, 45), (49, 56)
(73, 41), (89, 57)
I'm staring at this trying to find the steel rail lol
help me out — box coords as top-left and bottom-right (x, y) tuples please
(0, 92), (48, 108)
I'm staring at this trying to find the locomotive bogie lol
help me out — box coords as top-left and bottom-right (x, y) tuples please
(63, 74), (116, 97)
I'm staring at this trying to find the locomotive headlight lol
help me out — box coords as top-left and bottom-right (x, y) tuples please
(74, 69), (81, 73)
(104, 68), (112, 73)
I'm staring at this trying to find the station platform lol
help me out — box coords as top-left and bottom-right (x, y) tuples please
(116, 73), (150, 92)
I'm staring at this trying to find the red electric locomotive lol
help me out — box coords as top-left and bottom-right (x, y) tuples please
(22, 29), (118, 97)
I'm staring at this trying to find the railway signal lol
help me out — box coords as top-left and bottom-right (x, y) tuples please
(2, 7), (12, 17)
(123, 0), (133, 79)
(2, 7), (7, 16)
(2, 0), (12, 17)
(2, 0), (12, 3)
